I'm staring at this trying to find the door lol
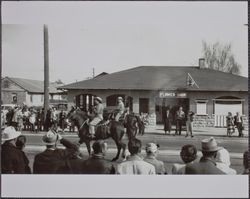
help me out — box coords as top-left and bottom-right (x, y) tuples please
(139, 98), (149, 114)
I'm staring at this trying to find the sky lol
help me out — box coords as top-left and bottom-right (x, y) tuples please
(2, 1), (248, 84)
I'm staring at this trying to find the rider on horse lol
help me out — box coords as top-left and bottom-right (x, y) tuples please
(115, 96), (125, 122)
(88, 96), (104, 139)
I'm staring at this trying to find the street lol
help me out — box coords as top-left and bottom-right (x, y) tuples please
(22, 126), (248, 174)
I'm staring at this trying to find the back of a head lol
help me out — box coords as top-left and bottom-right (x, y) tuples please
(243, 151), (249, 169)
(128, 138), (142, 155)
(15, 135), (27, 150)
(92, 140), (107, 154)
(180, 144), (197, 164)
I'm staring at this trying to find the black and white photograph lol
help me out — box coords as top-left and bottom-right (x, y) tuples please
(1, 1), (248, 198)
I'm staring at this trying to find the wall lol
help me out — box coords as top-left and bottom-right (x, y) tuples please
(67, 89), (248, 128)
(188, 91), (248, 116)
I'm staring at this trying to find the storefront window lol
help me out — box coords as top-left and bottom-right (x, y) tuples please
(196, 100), (208, 115)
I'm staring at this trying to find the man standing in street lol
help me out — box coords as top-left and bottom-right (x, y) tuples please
(175, 106), (185, 136)
(185, 110), (195, 138)
(234, 112), (244, 137)
(117, 138), (155, 175)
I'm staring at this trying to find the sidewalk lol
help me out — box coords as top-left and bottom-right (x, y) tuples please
(21, 125), (248, 138)
(147, 125), (249, 137)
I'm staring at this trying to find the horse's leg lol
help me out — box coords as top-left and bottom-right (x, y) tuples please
(85, 140), (91, 156)
(112, 139), (121, 162)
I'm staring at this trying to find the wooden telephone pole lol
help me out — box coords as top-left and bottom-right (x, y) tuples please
(44, 24), (49, 119)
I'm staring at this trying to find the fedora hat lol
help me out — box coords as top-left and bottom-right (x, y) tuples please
(2, 126), (21, 141)
(94, 97), (102, 103)
(201, 137), (222, 152)
(42, 130), (58, 145)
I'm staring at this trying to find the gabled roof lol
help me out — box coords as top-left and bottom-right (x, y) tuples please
(4, 77), (64, 94)
(59, 66), (248, 92)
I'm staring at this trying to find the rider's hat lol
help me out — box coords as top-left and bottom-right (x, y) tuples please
(118, 96), (123, 101)
(94, 97), (103, 103)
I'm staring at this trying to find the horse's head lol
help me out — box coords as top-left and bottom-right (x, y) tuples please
(66, 107), (88, 125)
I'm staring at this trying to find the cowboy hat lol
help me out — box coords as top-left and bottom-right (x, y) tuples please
(2, 126), (21, 141)
(94, 97), (103, 103)
(201, 137), (222, 152)
(42, 130), (58, 145)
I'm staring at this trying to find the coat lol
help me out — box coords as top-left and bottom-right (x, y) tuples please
(80, 154), (115, 174)
(117, 154), (156, 175)
(144, 156), (166, 174)
(1, 142), (30, 174)
(33, 138), (78, 174)
(185, 157), (226, 175)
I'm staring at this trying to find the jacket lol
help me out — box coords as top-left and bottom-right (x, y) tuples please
(185, 157), (226, 175)
(33, 138), (78, 174)
(117, 154), (156, 175)
(144, 156), (166, 174)
(1, 142), (30, 174)
(81, 154), (115, 174)
(93, 103), (104, 120)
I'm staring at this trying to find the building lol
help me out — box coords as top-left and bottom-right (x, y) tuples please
(1, 77), (67, 107)
(59, 60), (248, 128)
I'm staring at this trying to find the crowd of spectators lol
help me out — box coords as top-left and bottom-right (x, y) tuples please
(1, 105), (75, 133)
(1, 126), (248, 175)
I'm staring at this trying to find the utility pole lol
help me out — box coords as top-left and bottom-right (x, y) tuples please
(44, 24), (50, 119)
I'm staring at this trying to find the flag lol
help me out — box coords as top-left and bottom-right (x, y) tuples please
(187, 73), (199, 88)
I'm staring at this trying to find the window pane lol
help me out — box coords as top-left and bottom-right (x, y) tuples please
(196, 102), (207, 115)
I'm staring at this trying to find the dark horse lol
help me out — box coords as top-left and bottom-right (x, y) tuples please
(68, 108), (132, 161)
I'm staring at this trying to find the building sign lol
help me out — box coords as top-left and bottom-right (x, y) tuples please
(159, 91), (187, 98)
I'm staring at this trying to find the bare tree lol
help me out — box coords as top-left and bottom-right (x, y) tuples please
(202, 41), (241, 75)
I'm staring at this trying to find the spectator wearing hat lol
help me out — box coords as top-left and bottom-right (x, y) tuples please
(172, 144), (197, 174)
(33, 130), (79, 174)
(117, 138), (155, 175)
(80, 140), (115, 174)
(215, 147), (236, 174)
(15, 135), (31, 174)
(185, 137), (225, 174)
(88, 96), (104, 139)
(1, 126), (28, 173)
(144, 143), (166, 174)
(115, 96), (125, 122)
(242, 151), (249, 174)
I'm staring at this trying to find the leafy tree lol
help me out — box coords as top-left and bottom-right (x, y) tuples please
(202, 41), (241, 75)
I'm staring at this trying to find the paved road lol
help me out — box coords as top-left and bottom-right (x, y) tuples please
(21, 129), (248, 174)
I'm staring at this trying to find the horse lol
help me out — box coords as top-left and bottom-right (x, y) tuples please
(124, 113), (145, 138)
(67, 108), (127, 161)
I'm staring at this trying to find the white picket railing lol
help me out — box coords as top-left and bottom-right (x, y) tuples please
(214, 115), (227, 127)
